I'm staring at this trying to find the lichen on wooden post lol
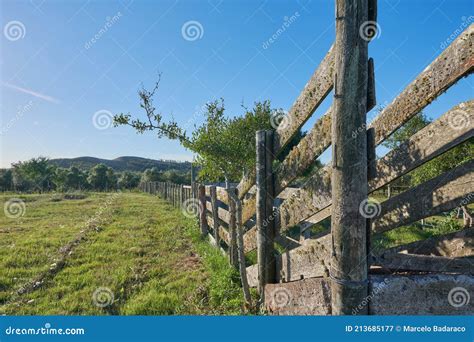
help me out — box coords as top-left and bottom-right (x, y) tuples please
(210, 185), (220, 246)
(229, 188), (253, 308)
(227, 188), (239, 267)
(331, 0), (369, 315)
(198, 184), (208, 236)
(256, 130), (276, 299)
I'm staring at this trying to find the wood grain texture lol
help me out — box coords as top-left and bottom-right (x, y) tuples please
(371, 252), (474, 274)
(274, 45), (335, 153)
(246, 234), (331, 287)
(275, 108), (332, 194)
(279, 166), (332, 231)
(216, 186), (229, 205)
(206, 215), (230, 245)
(236, 171), (256, 200)
(370, 100), (474, 191)
(243, 226), (257, 253)
(369, 25), (474, 146)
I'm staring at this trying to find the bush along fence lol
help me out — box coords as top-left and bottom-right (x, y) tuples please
(142, 0), (474, 316)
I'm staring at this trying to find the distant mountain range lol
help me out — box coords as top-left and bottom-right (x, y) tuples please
(49, 156), (191, 172)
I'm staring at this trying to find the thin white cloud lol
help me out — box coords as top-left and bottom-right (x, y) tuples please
(2, 82), (60, 104)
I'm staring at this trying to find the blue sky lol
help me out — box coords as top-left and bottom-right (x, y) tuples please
(1, 0), (472, 168)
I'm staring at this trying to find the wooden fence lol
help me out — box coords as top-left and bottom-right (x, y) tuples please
(141, 1), (474, 316)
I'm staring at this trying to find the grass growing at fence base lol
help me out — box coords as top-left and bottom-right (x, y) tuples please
(0, 192), (244, 315)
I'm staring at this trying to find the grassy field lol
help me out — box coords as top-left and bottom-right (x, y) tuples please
(1, 191), (468, 314)
(0, 192), (244, 315)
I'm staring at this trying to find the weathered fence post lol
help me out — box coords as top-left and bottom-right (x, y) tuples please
(227, 188), (239, 267)
(175, 184), (179, 207)
(256, 130), (276, 297)
(170, 183), (173, 204)
(170, 182), (173, 203)
(230, 188), (253, 308)
(180, 184), (184, 209)
(173, 184), (177, 207)
(198, 184), (208, 236)
(210, 185), (220, 246)
(191, 163), (196, 199)
(331, 0), (369, 315)
(367, 127), (376, 275)
(175, 184), (178, 207)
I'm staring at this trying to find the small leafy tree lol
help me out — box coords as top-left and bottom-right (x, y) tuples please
(118, 171), (140, 189)
(113, 77), (283, 184)
(11, 157), (56, 192)
(87, 164), (109, 191)
(65, 166), (89, 190)
(0, 169), (13, 191)
(141, 167), (162, 183)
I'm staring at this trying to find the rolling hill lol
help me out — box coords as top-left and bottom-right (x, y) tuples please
(49, 156), (191, 172)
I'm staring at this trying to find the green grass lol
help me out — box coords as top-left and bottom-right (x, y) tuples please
(0, 192), (244, 315)
(372, 214), (465, 252)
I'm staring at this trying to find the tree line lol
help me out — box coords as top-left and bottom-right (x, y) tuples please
(0, 157), (190, 192)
